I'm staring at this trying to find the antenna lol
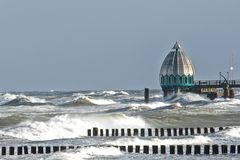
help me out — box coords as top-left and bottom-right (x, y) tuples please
(230, 53), (234, 80)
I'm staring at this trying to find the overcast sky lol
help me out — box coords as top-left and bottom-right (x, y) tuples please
(0, 0), (239, 91)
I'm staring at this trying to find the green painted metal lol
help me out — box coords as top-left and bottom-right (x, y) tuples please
(160, 75), (194, 88)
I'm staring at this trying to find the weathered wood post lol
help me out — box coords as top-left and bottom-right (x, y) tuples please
(170, 145), (175, 154)
(135, 145), (140, 153)
(24, 146), (28, 154)
(128, 146), (133, 153)
(46, 146), (51, 154)
(186, 145), (192, 155)
(152, 145), (158, 154)
(38, 146), (44, 154)
(141, 128), (145, 137)
(143, 146), (149, 154)
(177, 145), (183, 155)
(161, 145), (166, 154)
(204, 145), (210, 155)
(9, 147), (15, 155)
(230, 145), (235, 154)
(144, 88), (149, 103)
(212, 145), (219, 154)
(194, 145), (201, 154)
(2, 147), (6, 155)
(17, 147), (22, 155)
(93, 127), (98, 136)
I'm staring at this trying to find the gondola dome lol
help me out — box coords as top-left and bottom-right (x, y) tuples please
(159, 41), (195, 88)
(160, 41), (194, 76)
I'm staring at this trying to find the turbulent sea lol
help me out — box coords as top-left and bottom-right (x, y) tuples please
(0, 90), (240, 159)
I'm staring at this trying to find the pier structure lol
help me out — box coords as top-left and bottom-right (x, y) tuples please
(159, 41), (239, 99)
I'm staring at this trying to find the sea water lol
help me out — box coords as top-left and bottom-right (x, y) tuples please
(0, 90), (239, 159)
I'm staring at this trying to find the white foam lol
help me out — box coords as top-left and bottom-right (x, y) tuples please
(86, 97), (116, 105)
(102, 90), (129, 96)
(168, 93), (207, 103)
(223, 127), (240, 138)
(129, 101), (170, 109)
(0, 114), (149, 141)
(105, 136), (212, 146)
(0, 93), (46, 105)
(47, 147), (122, 160)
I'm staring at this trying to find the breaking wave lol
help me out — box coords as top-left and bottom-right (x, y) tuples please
(0, 93), (47, 106)
(101, 90), (129, 96)
(61, 95), (116, 106)
(0, 113), (149, 141)
(105, 136), (212, 146)
(221, 126), (240, 138)
(47, 146), (122, 160)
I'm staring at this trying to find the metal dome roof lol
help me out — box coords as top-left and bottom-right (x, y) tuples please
(160, 41), (195, 76)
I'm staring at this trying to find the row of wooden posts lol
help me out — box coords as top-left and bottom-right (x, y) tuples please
(87, 127), (227, 137)
(0, 144), (239, 156)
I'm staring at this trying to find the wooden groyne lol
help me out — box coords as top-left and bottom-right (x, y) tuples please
(1, 144), (240, 155)
(87, 127), (228, 137)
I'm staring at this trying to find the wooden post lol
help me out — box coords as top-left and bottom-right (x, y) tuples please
(93, 127), (98, 136)
(133, 129), (138, 136)
(185, 128), (189, 136)
(190, 128), (194, 135)
(141, 128), (145, 137)
(144, 88), (149, 103)
(204, 128), (208, 134)
(170, 145), (175, 154)
(87, 129), (91, 136)
(161, 145), (166, 154)
(115, 129), (119, 136)
(230, 89), (235, 98)
(148, 128), (152, 136)
(112, 129), (115, 136)
(230, 145), (235, 154)
(60, 146), (67, 151)
(167, 128), (171, 136)
(38, 146), (44, 154)
(194, 145), (201, 154)
(31, 146), (36, 154)
(179, 128), (183, 136)
(152, 145), (158, 154)
(120, 146), (126, 152)
(186, 145), (192, 155)
(161, 128), (164, 136)
(127, 129), (131, 136)
(135, 145), (140, 153)
(128, 146), (133, 153)
(53, 146), (59, 152)
(106, 129), (109, 136)
(204, 145), (210, 155)
(9, 147), (15, 155)
(210, 127), (215, 133)
(17, 147), (22, 155)
(177, 145), (183, 155)
(46, 146), (51, 154)
(221, 145), (228, 154)
(155, 128), (159, 136)
(143, 146), (149, 154)
(173, 128), (177, 136)
(69, 146), (74, 149)
(24, 146), (28, 155)
(197, 128), (201, 134)
(121, 129), (125, 136)
(212, 145), (219, 154)
(2, 147), (6, 155)
(100, 129), (104, 136)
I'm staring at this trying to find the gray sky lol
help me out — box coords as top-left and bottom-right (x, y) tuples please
(0, 0), (239, 91)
